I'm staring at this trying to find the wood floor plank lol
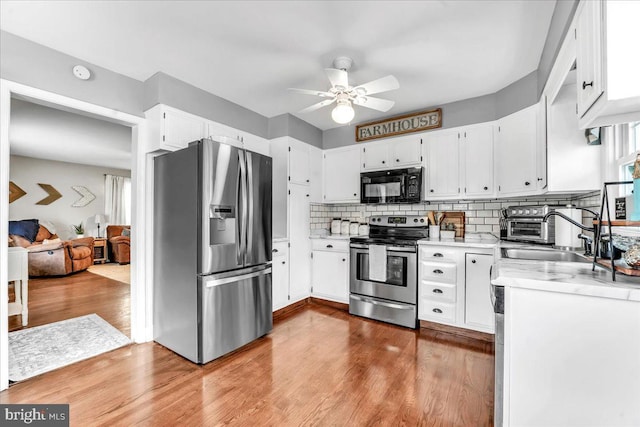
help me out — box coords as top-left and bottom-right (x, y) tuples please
(2, 304), (494, 426)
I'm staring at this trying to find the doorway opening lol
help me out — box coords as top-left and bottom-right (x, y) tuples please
(0, 79), (149, 391)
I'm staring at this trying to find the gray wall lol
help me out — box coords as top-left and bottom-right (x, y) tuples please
(537, 0), (580, 94)
(0, 31), (145, 117)
(268, 114), (323, 148)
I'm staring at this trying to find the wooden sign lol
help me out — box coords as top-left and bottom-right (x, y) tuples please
(356, 108), (442, 142)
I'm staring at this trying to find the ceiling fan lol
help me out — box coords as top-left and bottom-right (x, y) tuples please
(289, 57), (399, 124)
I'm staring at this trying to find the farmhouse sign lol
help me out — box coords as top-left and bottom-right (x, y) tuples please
(356, 108), (442, 142)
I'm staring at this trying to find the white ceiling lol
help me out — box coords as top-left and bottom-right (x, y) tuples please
(9, 98), (132, 170)
(0, 1), (556, 131)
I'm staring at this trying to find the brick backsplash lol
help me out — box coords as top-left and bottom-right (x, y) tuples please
(310, 191), (601, 236)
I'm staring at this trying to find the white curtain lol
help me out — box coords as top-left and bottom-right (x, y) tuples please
(105, 174), (131, 225)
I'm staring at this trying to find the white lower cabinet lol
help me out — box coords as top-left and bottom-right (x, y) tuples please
(271, 241), (289, 311)
(310, 239), (349, 303)
(418, 243), (495, 334)
(464, 253), (494, 330)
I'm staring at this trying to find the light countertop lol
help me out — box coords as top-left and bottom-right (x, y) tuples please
(272, 237), (289, 243)
(492, 258), (640, 302)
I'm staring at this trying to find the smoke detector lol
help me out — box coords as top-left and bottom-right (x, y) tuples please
(72, 65), (91, 80)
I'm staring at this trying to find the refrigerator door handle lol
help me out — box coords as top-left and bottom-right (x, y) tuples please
(204, 267), (272, 288)
(245, 151), (254, 260)
(237, 150), (248, 265)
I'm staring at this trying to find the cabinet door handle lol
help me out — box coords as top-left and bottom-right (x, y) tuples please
(353, 193), (357, 197)
(282, 261), (286, 264)
(524, 181), (531, 186)
(306, 194), (310, 197)
(433, 269), (444, 274)
(432, 288), (443, 294)
(342, 258), (346, 262)
(433, 253), (443, 257)
(432, 308), (443, 314)
(430, 189), (434, 193)
(471, 259), (476, 264)
(582, 81), (594, 90)
(483, 186), (488, 191)
(382, 160), (386, 164)
(306, 179), (309, 183)
(396, 159), (400, 162)
(272, 249), (278, 253)
(326, 244), (333, 248)
(537, 177), (543, 181)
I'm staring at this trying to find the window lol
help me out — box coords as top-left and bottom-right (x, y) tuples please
(609, 121), (640, 196)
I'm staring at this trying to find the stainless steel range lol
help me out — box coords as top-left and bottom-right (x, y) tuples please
(349, 215), (428, 329)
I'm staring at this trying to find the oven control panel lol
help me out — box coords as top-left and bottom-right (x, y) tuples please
(369, 215), (428, 227)
(505, 205), (562, 218)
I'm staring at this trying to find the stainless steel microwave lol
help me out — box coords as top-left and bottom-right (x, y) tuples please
(360, 167), (422, 204)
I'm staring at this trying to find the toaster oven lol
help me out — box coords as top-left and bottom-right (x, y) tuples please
(504, 205), (558, 244)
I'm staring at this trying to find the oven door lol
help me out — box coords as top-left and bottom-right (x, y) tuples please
(506, 219), (550, 243)
(349, 244), (417, 304)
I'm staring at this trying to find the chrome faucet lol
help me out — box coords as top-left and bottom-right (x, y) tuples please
(542, 207), (600, 256)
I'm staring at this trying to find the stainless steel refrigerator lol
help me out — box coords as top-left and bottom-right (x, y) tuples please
(153, 138), (272, 364)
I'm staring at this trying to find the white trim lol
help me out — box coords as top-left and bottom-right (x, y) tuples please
(0, 79), (151, 392)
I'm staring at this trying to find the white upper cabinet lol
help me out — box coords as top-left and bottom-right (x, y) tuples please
(146, 104), (270, 155)
(361, 142), (389, 171)
(424, 129), (460, 198)
(361, 136), (422, 171)
(461, 124), (495, 198)
(495, 103), (544, 196)
(323, 146), (361, 203)
(390, 136), (423, 167)
(289, 143), (310, 185)
(576, 0), (640, 128)
(576, 0), (604, 118)
(146, 104), (207, 152)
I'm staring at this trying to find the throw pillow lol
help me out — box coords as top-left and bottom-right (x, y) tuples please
(121, 228), (131, 237)
(8, 219), (40, 242)
(42, 238), (62, 245)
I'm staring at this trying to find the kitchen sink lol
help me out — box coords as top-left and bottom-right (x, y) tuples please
(500, 248), (591, 263)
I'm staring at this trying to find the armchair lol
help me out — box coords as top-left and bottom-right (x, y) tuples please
(10, 225), (94, 276)
(107, 225), (130, 265)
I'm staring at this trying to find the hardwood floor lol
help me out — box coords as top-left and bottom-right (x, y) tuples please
(8, 269), (130, 335)
(1, 304), (494, 426)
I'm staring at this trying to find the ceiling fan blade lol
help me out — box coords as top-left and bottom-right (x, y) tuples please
(353, 75), (400, 96)
(288, 88), (333, 97)
(298, 98), (336, 114)
(353, 96), (395, 112)
(325, 68), (348, 90)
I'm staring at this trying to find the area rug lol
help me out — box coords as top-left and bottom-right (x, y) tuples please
(87, 263), (131, 284)
(8, 314), (131, 382)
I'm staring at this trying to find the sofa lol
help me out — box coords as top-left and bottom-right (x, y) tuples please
(9, 221), (95, 277)
(107, 225), (130, 265)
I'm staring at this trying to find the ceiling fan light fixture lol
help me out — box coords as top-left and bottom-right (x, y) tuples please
(332, 100), (355, 124)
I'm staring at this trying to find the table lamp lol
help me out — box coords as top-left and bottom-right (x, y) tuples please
(95, 214), (105, 238)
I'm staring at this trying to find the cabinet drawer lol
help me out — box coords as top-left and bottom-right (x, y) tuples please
(420, 281), (456, 303)
(419, 246), (459, 262)
(419, 299), (456, 323)
(310, 239), (349, 252)
(420, 260), (456, 284)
